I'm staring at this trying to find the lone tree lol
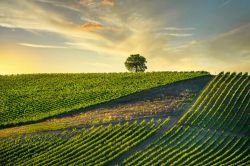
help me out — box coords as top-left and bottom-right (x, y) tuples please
(125, 54), (147, 72)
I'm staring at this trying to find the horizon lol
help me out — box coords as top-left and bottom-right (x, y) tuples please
(1, 0), (250, 74)
(0, 70), (244, 77)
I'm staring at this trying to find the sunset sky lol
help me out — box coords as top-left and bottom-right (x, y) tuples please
(0, 0), (250, 74)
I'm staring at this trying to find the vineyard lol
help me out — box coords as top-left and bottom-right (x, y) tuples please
(123, 72), (250, 165)
(0, 72), (249, 165)
(0, 72), (206, 127)
(0, 118), (170, 166)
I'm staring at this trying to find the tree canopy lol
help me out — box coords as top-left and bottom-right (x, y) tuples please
(125, 54), (147, 72)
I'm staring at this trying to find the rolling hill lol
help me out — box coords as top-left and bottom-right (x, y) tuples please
(0, 72), (249, 165)
(0, 72), (207, 127)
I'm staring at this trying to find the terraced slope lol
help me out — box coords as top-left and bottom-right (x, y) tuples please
(0, 118), (170, 166)
(122, 72), (250, 166)
(0, 72), (207, 127)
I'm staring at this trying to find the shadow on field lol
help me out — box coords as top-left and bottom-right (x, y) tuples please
(1, 75), (213, 129)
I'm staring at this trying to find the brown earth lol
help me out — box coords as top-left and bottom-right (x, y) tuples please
(0, 75), (212, 138)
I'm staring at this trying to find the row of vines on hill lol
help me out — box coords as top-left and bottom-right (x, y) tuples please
(0, 118), (170, 166)
(123, 72), (250, 166)
(0, 72), (249, 165)
(0, 72), (207, 127)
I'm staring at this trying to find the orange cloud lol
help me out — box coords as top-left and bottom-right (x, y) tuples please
(102, 0), (114, 6)
(77, 0), (114, 7)
(79, 22), (104, 31)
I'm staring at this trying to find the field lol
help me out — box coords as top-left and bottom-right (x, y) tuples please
(0, 72), (206, 127)
(122, 72), (249, 165)
(0, 71), (249, 165)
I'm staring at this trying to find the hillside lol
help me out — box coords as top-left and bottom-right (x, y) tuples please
(0, 72), (207, 127)
(121, 72), (250, 165)
(0, 72), (249, 165)
(0, 75), (211, 137)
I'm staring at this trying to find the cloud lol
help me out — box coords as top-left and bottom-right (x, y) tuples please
(0, 1), (74, 33)
(159, 23), (250, 65)
(163, 40), (198, 52)
(153, 23), (250, 72)
(19, 43), (67, 48)
(206, 23), (250, 63)
(0, 0), (157, 56)
(1, 0), (249, 74)
(0, 1), (108, 47)
(157, 27), (195, 37)
(79, 22), (105, 31)
(162, 33), (193, 37)
(76, 0), (114, 8)
(221, 0), (233, 7)
(164, 27), (195, 31)
(79, 0), (97, 7)
(101, 0), (114, 6)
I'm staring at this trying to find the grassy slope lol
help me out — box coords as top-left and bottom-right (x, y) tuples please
(0, 71), (207, 127)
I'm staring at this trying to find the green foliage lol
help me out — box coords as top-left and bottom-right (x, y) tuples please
(0, 72), (249, 165)
(123, 72), (250, 165)
(0, 72), (206, 127)
(0, 118), (170, 165)
(125, 54), (147, 72)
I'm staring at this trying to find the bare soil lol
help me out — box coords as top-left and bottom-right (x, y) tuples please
(0, 76), (212, 139)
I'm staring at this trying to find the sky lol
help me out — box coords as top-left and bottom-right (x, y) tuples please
(0, 0), (250, 74)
